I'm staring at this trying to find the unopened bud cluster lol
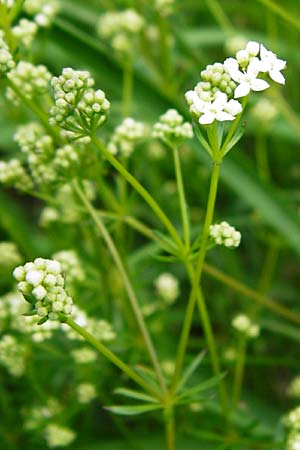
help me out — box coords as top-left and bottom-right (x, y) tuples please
(0, 334), (26, 376)
(232, 314), (260, 338)
(97, 9), (144, 53)
(108, 117), (146, 157)
(44, 423), (76, 448)
(52, 250), (85, 287)
(0, 31), (15, 73)
(155, 272), (179, 305)
(76, 383), (97, 404)
(24, 0), (59, 27)
(13, 258), (73, 322)
(210, 221), (241, 248)
(155, 0), (174, 16)
(12, 19), (38, 47)
(153, 109), (193, 147)
(0, 159), (33, 191)
(7, 62), (51, 104)
(49, 68), (110, 139)
(0, 242), (22, 268)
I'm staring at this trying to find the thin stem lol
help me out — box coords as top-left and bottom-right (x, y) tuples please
(91, 136), (184, 252)
(255, 132), (271, 182)
(122, 57), (133, 118)
(172, 146), (190, 250)
(65, 317), (160, 399)
(165, 407), (175, 450)
(205, 0), (234, 35)
(157, 12), (173, 94)
(73, 180), (167, 395)
(231, 336), (247, 411)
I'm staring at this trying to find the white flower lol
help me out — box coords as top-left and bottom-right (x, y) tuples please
(246, 41), (260, 57)
(259, 44), (286, 84)
(224, 57), (270, 98)
(199, 92), (239, 125)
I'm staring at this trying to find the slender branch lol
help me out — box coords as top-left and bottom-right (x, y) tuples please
(73, 179), (167, 395)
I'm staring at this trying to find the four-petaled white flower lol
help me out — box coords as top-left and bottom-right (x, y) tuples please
(199, 92), (242, 125)
(259, 44), (286, 85)
(224, 57), (270, 98)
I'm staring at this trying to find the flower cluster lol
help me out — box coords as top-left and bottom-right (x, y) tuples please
(49, 68), (110, 140)
(44, 423), (76, 448)
(71, 347), (97, 364)
(285, 406), (300, 430)
(13, 258), (73, 322)
(23, 398), (61, 430)
(185, 41), (286, 125)
(97, 9), (144, 53)
(12, 19), (38, 47)
(0, 334), (26, 376)
(287, 431), (300, 450)
(209, 221), (241, 248)
(0, 159), (33, 191)
(0, 31), (15, 74)
(108, 117), (146, 157)
(0, 242), (22, 268)
(7, 62), (51, 104)
(23, 0), (60, 27)
(231, 314), (260, 338)
(155, 0), (174, 16)
(155, 272), (179, 305)
(153, 109), (193, 147)
(76, 383), (97, 404)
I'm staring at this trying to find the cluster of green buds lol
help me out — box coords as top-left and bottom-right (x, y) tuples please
(108, 117), (146, 157)
(209, 221), (241, 248)
(49, 68), (110, 140)
(76, 383), (97, 404)
(23, 0), (60, 27)
(12, 18), (38, 47)
(153, 109), (193, 148)
(0, 242), (22, 268)
(7, 62), (51, 104)
(0, 30), (15, 74)
(97, 9), (144, 54)
(155, 0), (174, 17)
(0, 334), (26, 377)
(0, 158), (33, 191)
(44, 423), (76, 448)
(231, 313), (260, 338)
(13, 258), (73, 323)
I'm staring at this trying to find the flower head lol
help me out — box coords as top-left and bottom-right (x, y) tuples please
(232, 314), (260, 338)
(209, 221), (241, 248)
(153, 109), (193, 146)
(108, 117), (146, 157)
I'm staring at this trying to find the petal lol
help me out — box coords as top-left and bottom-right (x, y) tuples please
(275, 58), (286, 71)
(234, 82), (251, 98)
(246, 41), (259, 56)
(225, 99), (242, 115)
(250, 78), (270, 91)
(216, 111), (235, 122)
(199, 112), (215, 125)
(269, 69), (285, 84)
(260, 44), (269, 60)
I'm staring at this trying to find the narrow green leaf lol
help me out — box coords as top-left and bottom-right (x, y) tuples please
(193, 123), (213, 156)
(177, 351), (206, 393)
(114, 388), (159, 404)
(105, 404), (162, 416)
(222, 123), (246, 156)
(177, 373), (224, 401)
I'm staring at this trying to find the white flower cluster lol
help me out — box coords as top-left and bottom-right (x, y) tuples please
(71, 347), (97, 364)
(97, 9), (144, 53)
(231, 314), (260, 338)
(0, 242), (22, 268)
(210, 221), (241, 248)
(287, 431), (300, 450)
(49, 68), (110, 140)
(108, 117), (146, 157)
(185, 41), (286, 125)
(153, 108), (193, 147)
(76, 383), (97, 404)
(14, 122), (45, 153)
(52, 250), (85, 288)
(0, 334), (26, 376)
(155, 272), (179, 305)
(0, 30), (15, 74)
(44, 423), (76, 448)
(0, 159), (33, 191)
(13, 258), (73, 322)
(7, 61), (51, 104)
(63, 305), (116, 342)
(155, 0), (174, 16)
(23, 0), (59, 27)
(285, 406), (300, 430)
(52, 145), (81, 176)
(12, 19), (38, 47)
(289, 376), (300, 399)
(23, 398), (61, 430)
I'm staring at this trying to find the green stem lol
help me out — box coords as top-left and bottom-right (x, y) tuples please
(205, 0), (234, 35)
(91, 136), (184, 252)
(73, 180), (167, 395)
(231, 336), (247, 411)
(122, 57), (133, 118)
(172, 146), (190, 250)
(165, 407), (175, 450)
(157, 12), (173, 94)
(255, 132), (270, 182)
(65, 317), (160, 399)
